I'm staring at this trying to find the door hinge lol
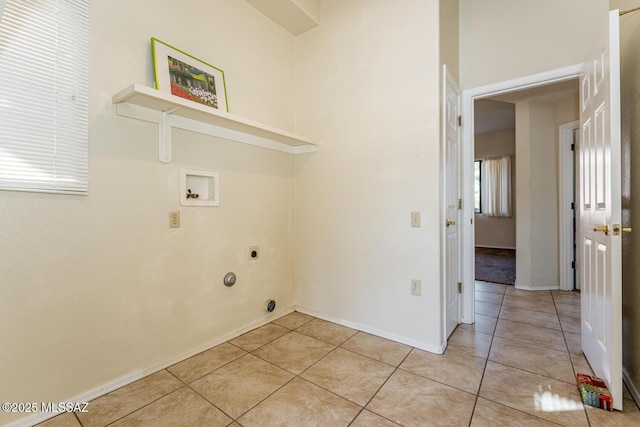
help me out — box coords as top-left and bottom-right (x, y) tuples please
(571, 261), (576, 269)
(458, 282), (462, 294)
(457, 199), (462, 210)
(571, 202), (575, 210)
(458, 115), (462, 127)
(571, 143), (576, 151)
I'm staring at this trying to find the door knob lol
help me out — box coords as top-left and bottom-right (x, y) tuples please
(446, 219), (456, 227)
(612, 224), (632, 236)
(593, 224), (609, 235)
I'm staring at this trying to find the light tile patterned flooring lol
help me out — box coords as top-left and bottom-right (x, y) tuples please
(38, 282), (640, 426)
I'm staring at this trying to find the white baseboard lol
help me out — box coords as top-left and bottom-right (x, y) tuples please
(5, 307), (296, 427)
(294, 306), (445, 354)
(475, 245), (516, 250)
(514, 282), (560, 291)
(623, 367), (640, 408)
(7, 304), (447, 427)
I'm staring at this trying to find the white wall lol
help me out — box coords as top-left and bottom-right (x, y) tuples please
(0, 1), (297, 425)
(440, 0), (460, 82)
(294, 0), (445, 351)
(459, 0), (608, 89)
(515, 99), (559, 289)
(514, 96), (578, 290)
(475, 129), (516, 249)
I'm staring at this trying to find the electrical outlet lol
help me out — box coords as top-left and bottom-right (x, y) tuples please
(249, 245), (259, 260)
(169, 211), (180, 228)
(411, 279), (421, 296)
(411, 212), (421, 227)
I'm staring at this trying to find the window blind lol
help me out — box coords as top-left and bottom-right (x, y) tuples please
(0, 0), (89, 194)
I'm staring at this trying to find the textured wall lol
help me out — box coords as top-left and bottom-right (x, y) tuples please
(0, 1), (297, 424)
(294, 0), (444, 351)
(460, 0), (606, 89)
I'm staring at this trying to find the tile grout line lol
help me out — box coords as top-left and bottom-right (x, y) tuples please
(552, 289), (595, 426)
(346, 348), (416, 427)
(183, 314), (319, 424)
(52, 302), (594, 426)
(187, 374), (260, 424)
(467, 285), (504, 426)
(102, 384), (189, 427)
(470, 285), (574, 426)
(228, 316), (351, 424)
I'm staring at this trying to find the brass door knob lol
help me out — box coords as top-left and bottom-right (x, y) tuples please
(446, 219), (456, 227)
(612, 224), (632, 235)
(594, 224), (609, 235)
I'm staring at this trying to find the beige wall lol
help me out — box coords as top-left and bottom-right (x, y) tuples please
(459, 0), (607, 89)
(514, 96), (578, 290)
(440, 0), (460, 81)
(612, 0), (640, 404)
(475, 129), (516, 249)
(0, 1), (297, 424)
(294, 0), (444, 350)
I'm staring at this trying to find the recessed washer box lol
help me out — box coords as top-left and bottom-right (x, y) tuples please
(180, 169), (219, 207)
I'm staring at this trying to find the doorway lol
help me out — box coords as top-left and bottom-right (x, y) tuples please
(460, 65), (582, 324)
(473, 99), (516, 287)
(559, 121), (580, 291)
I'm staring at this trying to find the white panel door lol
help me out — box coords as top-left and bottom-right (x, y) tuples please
(444, 65), (461, 338)
(579, 10), (622, 411)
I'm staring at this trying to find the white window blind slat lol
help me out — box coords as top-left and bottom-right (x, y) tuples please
(0, 0), (89, 194)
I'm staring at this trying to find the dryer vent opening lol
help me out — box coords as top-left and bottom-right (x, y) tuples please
(265, 299), (276, 313)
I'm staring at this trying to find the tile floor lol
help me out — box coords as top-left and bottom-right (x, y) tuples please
(38, 282), (640, 426)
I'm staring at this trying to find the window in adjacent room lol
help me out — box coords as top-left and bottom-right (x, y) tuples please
(474, 159), (482, 214)
(481, 155), (512, 217)
(0, 0), (89, 194)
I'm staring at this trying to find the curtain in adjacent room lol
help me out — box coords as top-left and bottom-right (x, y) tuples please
(481, 155), (512, 217)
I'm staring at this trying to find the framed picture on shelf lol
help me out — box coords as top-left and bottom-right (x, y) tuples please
(151, 38), (228, 112)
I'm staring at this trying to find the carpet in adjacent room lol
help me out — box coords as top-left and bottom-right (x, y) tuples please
(475, 247), (516, 285)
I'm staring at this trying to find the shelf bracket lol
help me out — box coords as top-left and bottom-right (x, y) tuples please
(158, 107), (181, 163)
(113, 85), (318, 160)
(159, 111), (173, 163)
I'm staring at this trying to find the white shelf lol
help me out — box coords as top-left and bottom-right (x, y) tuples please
(112, 84), (317, 162)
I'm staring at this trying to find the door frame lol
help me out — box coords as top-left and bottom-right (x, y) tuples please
(460, 64), (583, 323)
(559, 120), (580, 291)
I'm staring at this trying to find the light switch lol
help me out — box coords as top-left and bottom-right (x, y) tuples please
(411, 212), (421, 228)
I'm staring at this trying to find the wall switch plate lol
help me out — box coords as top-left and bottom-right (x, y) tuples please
(169, 211), (180, 228)
(411, 212), (421, 227)
(411, 279), (421, 296)
(249, 245), (259, 260)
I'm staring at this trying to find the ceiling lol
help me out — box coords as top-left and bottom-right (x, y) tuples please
(246, 0), (320, 35)
(474, 79), (579, 134)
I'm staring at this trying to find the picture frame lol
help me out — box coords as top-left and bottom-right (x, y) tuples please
(151, 38), (228, 112)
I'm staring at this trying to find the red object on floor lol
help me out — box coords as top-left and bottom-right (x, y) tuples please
(576, 373), (613, 411)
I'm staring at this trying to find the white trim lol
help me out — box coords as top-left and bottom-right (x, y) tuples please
(559, 121), (580, 291)
(3, 303), (450, 427)
(475, 245), (516, 250)
(112, 84), (318, 162)
(5, 307), (295, 427)
(514, 284), (560, 291)
(295, 306), (446, 354)
(440, 64), (448, 342)
(461, 64), (583, 324)
(624, 367), (640, 408)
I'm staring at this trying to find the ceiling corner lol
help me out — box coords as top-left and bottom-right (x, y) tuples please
(246, 0), (320, 36)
